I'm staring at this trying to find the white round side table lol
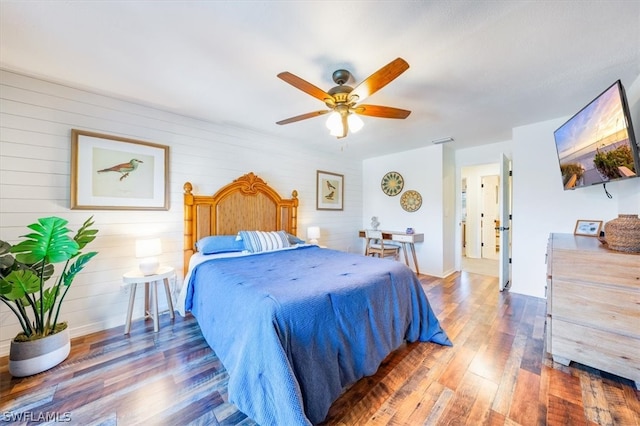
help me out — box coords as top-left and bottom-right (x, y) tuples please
(122, 265), (176, 334)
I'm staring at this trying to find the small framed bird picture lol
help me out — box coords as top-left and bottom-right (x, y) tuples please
(316, 170), (343, 211)
(71, 129), (169, 210)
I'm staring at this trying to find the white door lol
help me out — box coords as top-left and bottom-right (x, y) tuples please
(498, 153), (512, 291)
(481, 175), (499, 260)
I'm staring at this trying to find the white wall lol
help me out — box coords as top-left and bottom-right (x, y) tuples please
(510, 74), (640, 298)
(511, 120), (640, 298)
(0, 70), (364, 355)
(363, 144), (453, 277)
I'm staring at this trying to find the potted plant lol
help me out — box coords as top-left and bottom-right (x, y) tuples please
(0, 216), (98, 377)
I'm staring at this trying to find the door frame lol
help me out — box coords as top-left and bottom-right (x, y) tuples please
(455, 154), (513, 290)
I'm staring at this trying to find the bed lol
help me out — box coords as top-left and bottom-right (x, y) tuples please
(177, 172), (451, 426)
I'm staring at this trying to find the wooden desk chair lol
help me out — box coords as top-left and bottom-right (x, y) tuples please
(365, 230), (400, 260)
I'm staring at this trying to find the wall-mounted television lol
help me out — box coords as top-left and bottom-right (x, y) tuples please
(553, 79), (639, 190)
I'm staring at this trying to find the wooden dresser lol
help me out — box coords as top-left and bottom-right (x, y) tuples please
(546, 233), (640, 388)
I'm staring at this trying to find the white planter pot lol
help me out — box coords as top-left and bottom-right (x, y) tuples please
(9, 328), (70, 377)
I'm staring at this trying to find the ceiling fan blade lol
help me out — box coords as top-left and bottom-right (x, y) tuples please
(277, 72), (334, 103)
(348, 58), (409, 103)
(276, 110), (330, 125)
(353, 104), (411, 119)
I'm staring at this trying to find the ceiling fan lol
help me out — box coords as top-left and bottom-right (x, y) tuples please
(276, 57), (411, 138)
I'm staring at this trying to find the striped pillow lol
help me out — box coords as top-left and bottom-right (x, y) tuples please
(238, 230), (291, 253)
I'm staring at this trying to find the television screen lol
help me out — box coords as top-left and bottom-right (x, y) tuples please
(553, 80), (639, 190)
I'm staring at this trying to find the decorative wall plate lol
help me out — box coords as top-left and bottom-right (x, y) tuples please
(400, 190), (422, 212)
(381, 171), (404, 196)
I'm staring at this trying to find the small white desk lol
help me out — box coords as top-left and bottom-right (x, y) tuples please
(359, 230), (424, 274)
(122, 266), (176, 334)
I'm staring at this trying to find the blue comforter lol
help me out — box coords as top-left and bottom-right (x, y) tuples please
(184, 246), (451, 425)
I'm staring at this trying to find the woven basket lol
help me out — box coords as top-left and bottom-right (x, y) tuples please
(604, 214), (640, 253)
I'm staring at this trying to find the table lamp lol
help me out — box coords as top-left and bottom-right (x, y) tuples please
(135, 238), (161, 275)
(307, 226), (321, 245)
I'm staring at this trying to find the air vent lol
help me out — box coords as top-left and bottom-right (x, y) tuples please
(431, 137), (454, 145)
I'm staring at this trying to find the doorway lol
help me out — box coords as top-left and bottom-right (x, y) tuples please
(461, 164), (500, 277)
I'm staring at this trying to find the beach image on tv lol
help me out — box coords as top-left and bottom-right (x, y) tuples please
(554, 83), (637, 190)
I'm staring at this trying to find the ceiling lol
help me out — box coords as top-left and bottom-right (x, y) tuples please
(1, 1), (639, 159)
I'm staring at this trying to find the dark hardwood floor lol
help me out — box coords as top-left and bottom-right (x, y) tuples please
(1, 271), (638, 425)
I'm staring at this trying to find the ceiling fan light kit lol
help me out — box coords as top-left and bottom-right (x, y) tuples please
(347, 113), (364, 132)
(326, 111), (341, 130)
(276, 58), (411, 139)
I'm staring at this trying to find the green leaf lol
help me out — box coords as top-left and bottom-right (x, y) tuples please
(0, 280), (12, 295)
(30, 260), (55, 282)
(0, 240), (16, 274)
(19, 295), (33, 306)
(39, 287), (57, 313)
(63, 252), (98, 286)
(0, 254), (15, 270)
(74, 216), (99, 250)
(11, 217), (79, 264)
(0, 269), (41, 300)
(0, 240), (13, 257)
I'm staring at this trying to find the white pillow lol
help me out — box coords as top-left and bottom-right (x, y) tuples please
(238, 230), (291, 253)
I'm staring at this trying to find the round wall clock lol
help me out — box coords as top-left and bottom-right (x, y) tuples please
(400, 190), (422, 212)
(381, 171), (404, 196)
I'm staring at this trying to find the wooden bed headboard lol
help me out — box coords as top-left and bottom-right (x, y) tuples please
(183, 172), (299, 268)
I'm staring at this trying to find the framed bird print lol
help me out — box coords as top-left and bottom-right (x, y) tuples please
(316, 170), (343, 211)
(71, 129), (169, 210)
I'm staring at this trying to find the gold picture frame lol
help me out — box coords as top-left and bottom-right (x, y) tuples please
(316, 170), (344, 211)
(71, 129), (169, 210)
(574, 219), (603, 237)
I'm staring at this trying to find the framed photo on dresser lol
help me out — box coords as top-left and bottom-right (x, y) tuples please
(574, 219), (603, 237)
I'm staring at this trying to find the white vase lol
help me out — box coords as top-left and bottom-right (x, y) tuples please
(371, 216), (380, 230)
(9, 328), (70, 377)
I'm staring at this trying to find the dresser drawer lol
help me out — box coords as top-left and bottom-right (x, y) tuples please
(553, 249), (640, 288)
(391, 234), (421, 243)
(552, 279), (640, 337)
(551, 318), (640, 383)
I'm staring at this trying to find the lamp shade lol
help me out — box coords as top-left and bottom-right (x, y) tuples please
(326, 111), (364, 137)
(348, 113), (364, 132)
(135, 238), (161, 258)
(325, 111), (341, 131)
(307, 226), (321, 245)
(135, 238), (161, 275)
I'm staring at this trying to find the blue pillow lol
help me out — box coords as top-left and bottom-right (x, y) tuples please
(286, 232), (305, 245)
(196, 235), (245, 254)
(238, 230), (290, 253)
